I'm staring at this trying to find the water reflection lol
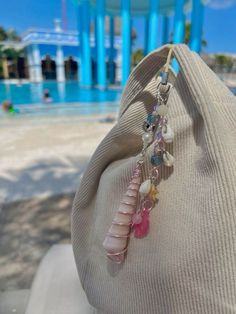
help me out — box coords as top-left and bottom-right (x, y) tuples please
(57, 83), (65, 102)
(30, 83), (43, 104)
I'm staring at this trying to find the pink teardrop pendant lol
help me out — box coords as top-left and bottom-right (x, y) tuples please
(133, 208), (150, 238)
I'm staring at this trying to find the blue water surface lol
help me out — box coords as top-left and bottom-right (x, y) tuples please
(0, 81), (122, 118)
(0, 81), (122, 105)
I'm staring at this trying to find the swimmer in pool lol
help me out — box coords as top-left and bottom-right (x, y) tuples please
(2, 100), (18, 114)
(43, 89), (53, 103)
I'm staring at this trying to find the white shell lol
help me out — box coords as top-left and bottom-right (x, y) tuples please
(163, 151), (175, 167)
(103, 236), (127, 252)
(156, 105), (168, 116)
(139, 179), (151, 196)
(162, 124), (174, 143)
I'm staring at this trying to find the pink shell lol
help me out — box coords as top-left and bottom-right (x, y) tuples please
(103, 165), (142, 262)
(125, 189), (139, 197)
(127, 182), (140, 190)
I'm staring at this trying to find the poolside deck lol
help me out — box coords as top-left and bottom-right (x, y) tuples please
(0, 193), (73, 291)
(0, 114), (115, 203)
(0, 114), (115, 291)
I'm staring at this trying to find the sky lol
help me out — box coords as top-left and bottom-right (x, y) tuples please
(0, 0), (236, 54)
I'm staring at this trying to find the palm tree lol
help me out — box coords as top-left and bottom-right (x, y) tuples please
(6, 29), (21, 42)
(0, 26), (23, 78)
(0, 27), (8, 41)
(170, 22), (207, 48)
(214, 54), (233, 72)
(132, 49), (144, 67)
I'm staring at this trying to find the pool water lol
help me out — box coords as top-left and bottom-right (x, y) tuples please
(0, 81), (121, 105)
(0, 81), (122, 117)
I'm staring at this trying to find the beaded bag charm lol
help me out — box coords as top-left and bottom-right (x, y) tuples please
(103, 48), (174, 263)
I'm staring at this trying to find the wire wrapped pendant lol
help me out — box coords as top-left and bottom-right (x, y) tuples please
(102, 164), (142, 263)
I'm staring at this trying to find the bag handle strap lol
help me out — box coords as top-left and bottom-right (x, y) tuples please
(119, 44), (198, 118)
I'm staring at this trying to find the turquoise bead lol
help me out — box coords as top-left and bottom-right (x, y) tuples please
(147, 113), (156, 124)
(151, 154), (162, 166)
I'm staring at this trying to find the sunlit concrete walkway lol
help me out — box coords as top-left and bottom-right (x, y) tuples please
(0, 114), (115, 293)
(0, 114), (115, 203)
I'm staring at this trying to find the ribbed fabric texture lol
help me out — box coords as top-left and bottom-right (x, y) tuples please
(71, 44), (236, 314)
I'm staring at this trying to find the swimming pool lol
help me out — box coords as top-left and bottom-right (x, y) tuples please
(0, 81), (122, 104)
(0, 81), (122, 117)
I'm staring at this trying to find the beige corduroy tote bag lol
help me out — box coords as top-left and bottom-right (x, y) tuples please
(72, 44), (236, 314)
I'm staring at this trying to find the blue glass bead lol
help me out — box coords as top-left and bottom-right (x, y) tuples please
(151, 154), (163, 166)
(147, 113), (156, 124)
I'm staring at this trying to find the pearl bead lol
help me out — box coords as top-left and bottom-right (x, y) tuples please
(156, 105), (168, 116)
(142, 132), (153, 144)
(138, 154), (145, 161)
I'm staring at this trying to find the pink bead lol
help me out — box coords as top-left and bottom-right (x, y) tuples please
(132, 212), (142, 224)
(133, 209), (150, 238)
(133, 169), (141, 177)
(156, 131), (163, 142)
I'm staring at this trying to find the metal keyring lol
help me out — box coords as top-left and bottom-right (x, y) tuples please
(141, 199), (154, 213)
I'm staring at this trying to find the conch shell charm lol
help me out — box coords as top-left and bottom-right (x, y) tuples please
(103, 165), (142, 263)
